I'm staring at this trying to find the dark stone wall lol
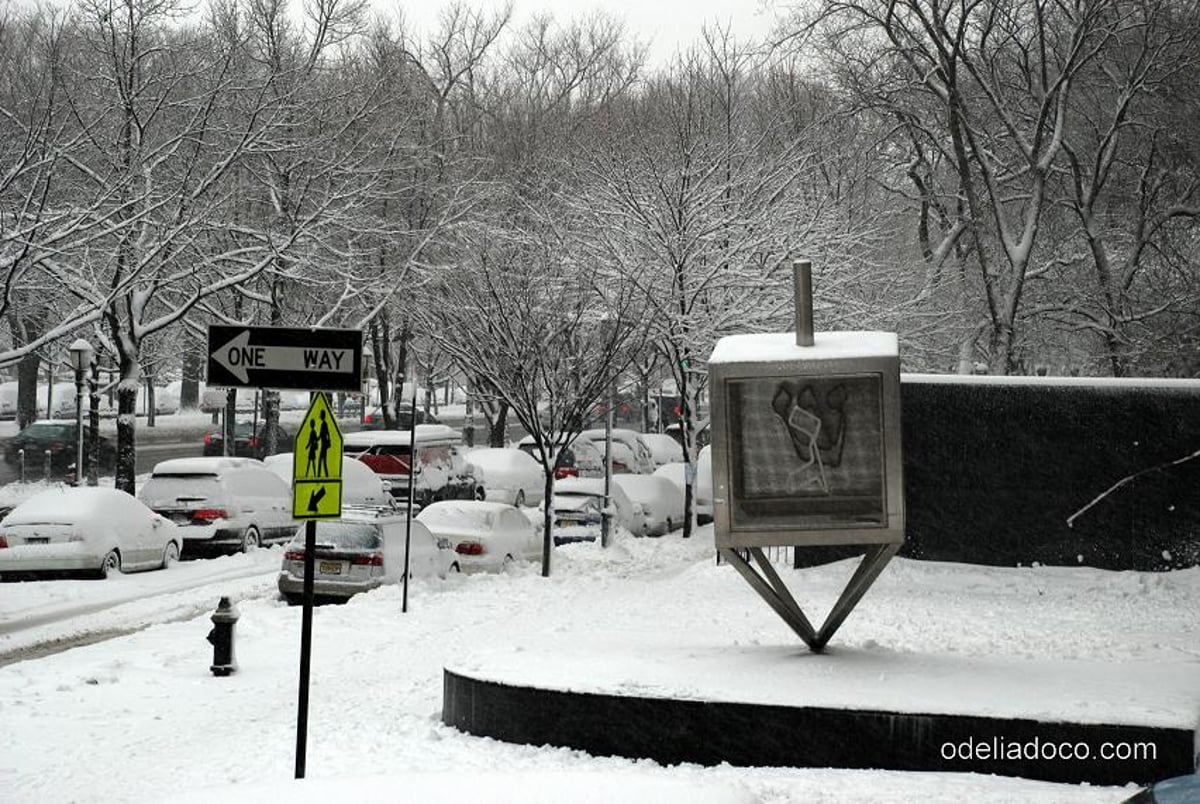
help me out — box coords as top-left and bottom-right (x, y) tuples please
(899, 378), (1200, 571)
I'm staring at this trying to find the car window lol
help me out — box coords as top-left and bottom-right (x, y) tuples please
(139, 474), (225, 506)
(308, 521), (382, 550)
(21, 423), (74, 439)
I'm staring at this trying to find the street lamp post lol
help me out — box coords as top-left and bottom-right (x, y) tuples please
(66, 338), (94, 486)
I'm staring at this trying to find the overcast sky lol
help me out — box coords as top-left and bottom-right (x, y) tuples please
(396, 0), (781, 66)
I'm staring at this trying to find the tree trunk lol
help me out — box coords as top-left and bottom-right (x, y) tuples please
(541, 469), (554, 577)
(114, 360), (139, 495)
(181, 351), (201, 409)
(488, 401), (509, 447)
(16, 352), (39, 429)
(262, 389), (281, 454)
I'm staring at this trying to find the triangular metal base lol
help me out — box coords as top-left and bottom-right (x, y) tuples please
(720, 543), (900, 652)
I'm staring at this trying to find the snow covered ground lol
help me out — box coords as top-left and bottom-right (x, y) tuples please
(1, 524), (1195, 803)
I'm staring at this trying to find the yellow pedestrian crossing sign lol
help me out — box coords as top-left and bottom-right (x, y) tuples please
(293, 393), (343, 519)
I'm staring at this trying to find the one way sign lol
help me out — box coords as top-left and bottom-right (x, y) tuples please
(206, 325), (363, 392)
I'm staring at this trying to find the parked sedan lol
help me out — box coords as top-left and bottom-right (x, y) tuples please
(0, 486), (181, 579)
(360, 405), (440, 430)
(549, 477), (640, 544)
(202, 420), (290, 460)
(640, 433), (685, 469)
(612, 474), (685, 537)
(463, 448), (544, 507)
(416, 500), (539, 573)
(3, 421), (116, 476)
(277, 512), (450, 603)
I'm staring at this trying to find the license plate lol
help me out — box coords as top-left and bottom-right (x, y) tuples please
(24, 537), (48, 545)
(319, 561), (342, 575)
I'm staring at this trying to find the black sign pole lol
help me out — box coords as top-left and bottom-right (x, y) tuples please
(402, 381), (418, 614)
(295, 518), (316, 778)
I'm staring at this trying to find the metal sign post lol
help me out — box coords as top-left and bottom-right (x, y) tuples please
(291, 392), (344, 779)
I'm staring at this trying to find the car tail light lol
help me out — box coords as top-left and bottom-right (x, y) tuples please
(350, 552), (384, 566)
(554, 466), (578, 480)
(0, 533), (7, 549)
(247, 437), (260, 448)
(191, 508), (228, 523)
(204, 433), (212, 445)
(364, 413), (374, 424)
(455, 542), (484, 556)
(613, 460), (629, 473)
(284, 549), (305, 561)
(49, 440), (66, 452)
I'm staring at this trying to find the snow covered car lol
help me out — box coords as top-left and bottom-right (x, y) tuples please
(0, 486), (181, 579)
(343, 425), (479, 507)
(515, 433), (605, 479)
(577, 428), (656, 474)
(612, 474), (685, 537)
(138, 457), (296, 554)
(416, 500), (539, 573)
(263, 452), (396, 509)
(640, 433), (685, 469)
(695, 445), (713, 525)
(277, 511), (451, 603)
(463, 447), (544, 507)
(549, 477), (640, 544)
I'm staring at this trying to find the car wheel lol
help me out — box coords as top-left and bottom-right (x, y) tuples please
(514, 490), (526, 507)
(97, 549), (121, 579)
(666, 517), (674, 533)
(473, 486), (486, 501)
(241, 526), (261, 553)
(160, 541), (180, 569)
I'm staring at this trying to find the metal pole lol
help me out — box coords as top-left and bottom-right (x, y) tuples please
(295, 518), (316, 778)
(74, 370), (84, 486)
(794, 259), (814, 347)
(402, 380), (417, 613)
(601, 382), (614, 548)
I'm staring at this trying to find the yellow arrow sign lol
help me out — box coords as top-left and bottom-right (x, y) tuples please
(293, 393), (343, 519)
(293, 480), (343, 519)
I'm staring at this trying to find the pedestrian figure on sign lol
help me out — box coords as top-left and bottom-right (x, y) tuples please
(304, 419), (319, 477)
(317, 410), (331, 476)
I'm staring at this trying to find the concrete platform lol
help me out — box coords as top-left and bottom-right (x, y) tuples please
(443, 639), (1199, 786)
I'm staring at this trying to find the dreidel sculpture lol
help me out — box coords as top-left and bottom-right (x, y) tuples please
(207, 596), (240, 676)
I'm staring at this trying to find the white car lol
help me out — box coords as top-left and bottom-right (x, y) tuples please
(612, 474), (685, 537)
(0, 486), (181, 579)
(263, 452), (396, 509)
(138, 457), (296, 554)
(653, 450), (713, 525)
(640, 433), (685, 469)
(463, 448), (545, 507)
(577, 428), (656, 474)
(515, 433), (605, 479)
(550, 477), (640, 538)
(277, 511), (450, 603)
(695, 445), (713, 525)
(416, 500), (540, 573)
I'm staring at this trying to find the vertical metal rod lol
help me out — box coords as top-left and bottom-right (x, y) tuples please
(295, 517), (316, 779)
(74, 374), (85, 486)
(402, 380), (417, 612)
(793, 259), (814, 347)
(601, 382), (614, 548)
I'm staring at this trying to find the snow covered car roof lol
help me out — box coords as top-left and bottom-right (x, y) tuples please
(343, 424), (460, 447)
(416, 500), (516, 532)
(149, 456), (264, 475)
(612, 474), (679, 504)
(464, 448), (538, 470)
(1, 486), (147, 526)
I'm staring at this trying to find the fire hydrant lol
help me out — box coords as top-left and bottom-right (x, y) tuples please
(207, 596), (239, 676)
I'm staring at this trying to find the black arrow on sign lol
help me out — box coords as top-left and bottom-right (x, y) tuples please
(307, 486), (327, 513)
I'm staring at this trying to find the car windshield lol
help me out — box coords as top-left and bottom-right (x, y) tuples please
(294, 522), (382, 550)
